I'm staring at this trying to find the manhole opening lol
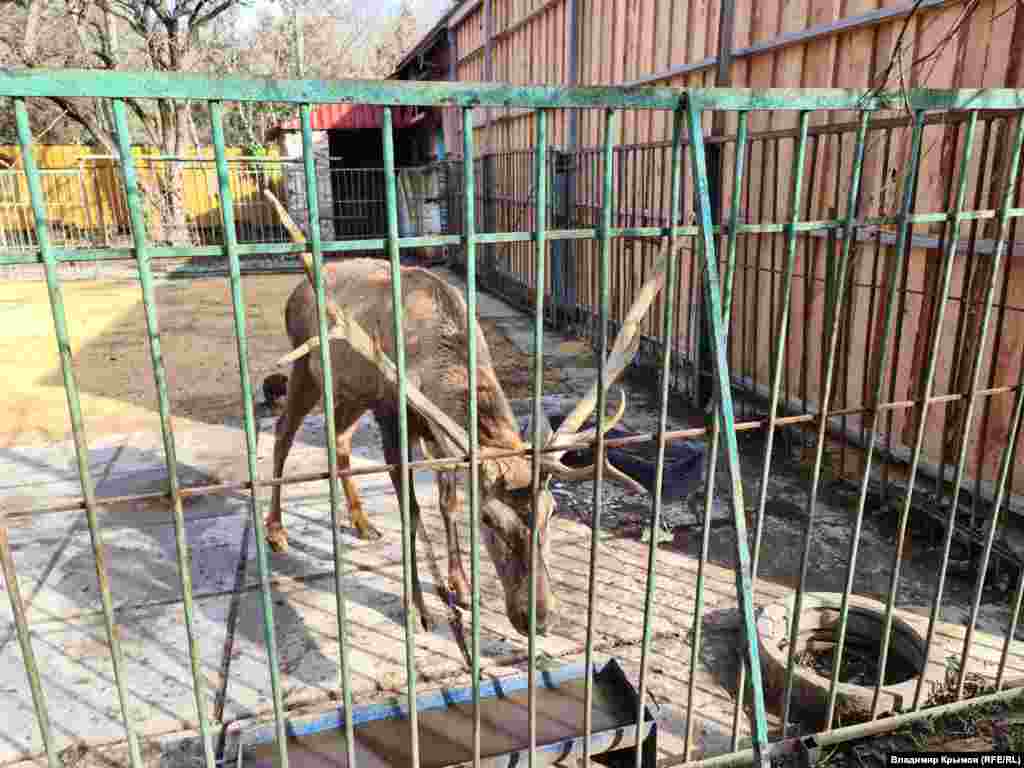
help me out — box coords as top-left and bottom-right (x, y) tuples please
(790, 607), (925, 687)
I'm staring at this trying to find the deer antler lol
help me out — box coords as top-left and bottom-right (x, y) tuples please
(536, 235), (685, 494)
(546, 235), (680, 445)
(531, 388), (648, 495)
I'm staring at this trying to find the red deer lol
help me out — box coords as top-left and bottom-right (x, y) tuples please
(262, 190), (672, 636)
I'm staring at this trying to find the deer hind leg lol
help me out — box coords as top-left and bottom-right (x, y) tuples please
(437, 471), (471, 609)
(375, 409), (433, 631)
(333, 401), (381, 541)
(268, 360), (321, 553)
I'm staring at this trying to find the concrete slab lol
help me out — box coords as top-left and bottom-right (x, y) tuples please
(0, 596), (233, 756)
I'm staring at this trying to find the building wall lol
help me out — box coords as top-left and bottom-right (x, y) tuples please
(279, 130), (336, 242)
(439, 0), (1024, 504)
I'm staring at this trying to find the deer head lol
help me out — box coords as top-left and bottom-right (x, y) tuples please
(419, 387), (634, 635)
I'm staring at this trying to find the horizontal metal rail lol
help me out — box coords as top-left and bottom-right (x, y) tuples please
(4, 383), (1021, 523)
(667, 684), (1024, 768)
(4, 72), (1024, 111)
(5, 211), (1024, 266)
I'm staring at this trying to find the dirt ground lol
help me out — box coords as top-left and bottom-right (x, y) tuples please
(0, 272), (563, 448)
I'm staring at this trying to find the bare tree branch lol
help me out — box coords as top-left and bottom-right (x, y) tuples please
(192, 0), (236, 31)
(866, 0), (926, 102)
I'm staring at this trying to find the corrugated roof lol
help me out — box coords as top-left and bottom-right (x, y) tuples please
(277, 103), (423, 132)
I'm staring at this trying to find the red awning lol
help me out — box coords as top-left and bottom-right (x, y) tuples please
(277, 104), (425, 132)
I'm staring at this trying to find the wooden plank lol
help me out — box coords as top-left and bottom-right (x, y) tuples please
(688, 0), (709, 77)
(623, 0), (642, 146)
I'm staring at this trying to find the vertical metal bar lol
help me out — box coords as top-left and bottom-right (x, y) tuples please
(55, 99), (154, 768)
(528, 108), (548, 768)
(752, 114), (810, 561)
(860, 109), (971, 712)
(744, 110), (809, 731)
(750, 139), (768, 417)
(767, 138), (780, 409)
(861, 127), (894, 450)
(583, 107), (614, 767)
(809, 114), (899, 723)
(382, 106), (420, 768)
(952, 114), (1024, 702)
(973, 165), (1019, 545)
(460, 107), (483, 768)
(690, 420), (720, 756)
(820, 138), (839, 414)
(725, 113), (758, 750)
(687, 99), (770, 765)
(0, 500), (58, 768)
(722, 113), (748, 327)
(740, 138), (755, 419)
(996, 217), (1024, 694)
(881, 160), (917, 502)
(210, 104), (287, 768)
(110, 101), (218, 768)
(939, 117), (994, 501)
(295, 107), (357, 766)
(654, 145), (671, 387)
(641, 105), (683, 768)
(7, 106), (65, 768)
(997, 538), (1024, 690)
(800, 135), (819, 416)
(680, 147), (692, 399)
(615, 145), (626, 333)
(805, 110), (925, 728)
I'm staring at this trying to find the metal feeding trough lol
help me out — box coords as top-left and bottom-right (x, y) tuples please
(235, 659), (659, 768)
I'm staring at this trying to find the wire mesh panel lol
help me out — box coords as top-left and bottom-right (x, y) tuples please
(0, 71), (1023, 768)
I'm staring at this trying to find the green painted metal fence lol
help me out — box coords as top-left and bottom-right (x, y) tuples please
(1, 70), (1024, 768)
(448, 111), (1024, 585)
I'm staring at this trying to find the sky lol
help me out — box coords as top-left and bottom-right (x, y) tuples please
(236, 0), (452, 33)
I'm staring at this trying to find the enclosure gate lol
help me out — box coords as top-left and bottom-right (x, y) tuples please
(2, 71), (1024, 768)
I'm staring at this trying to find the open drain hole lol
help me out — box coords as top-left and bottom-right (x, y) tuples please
(759, 593), (929, 727)
(796, 627), (919, 686)
(789, 607), (925, 686)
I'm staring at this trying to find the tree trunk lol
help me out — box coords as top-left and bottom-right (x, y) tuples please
(142, 99), (194, 247)
(157, 163), (192, 246)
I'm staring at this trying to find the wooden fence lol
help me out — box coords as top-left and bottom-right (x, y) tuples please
(0, 145), (290, 247)
(433, 0), (1024, 509)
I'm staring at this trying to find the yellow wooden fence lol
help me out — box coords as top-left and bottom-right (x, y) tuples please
(0, 144), (291, 245)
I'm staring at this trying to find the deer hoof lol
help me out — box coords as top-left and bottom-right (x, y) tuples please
(419, 608), (435, 632)
(265, 522), (289, 553)
(350, 509), (383, 541)
(355, 521), (383, 541)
